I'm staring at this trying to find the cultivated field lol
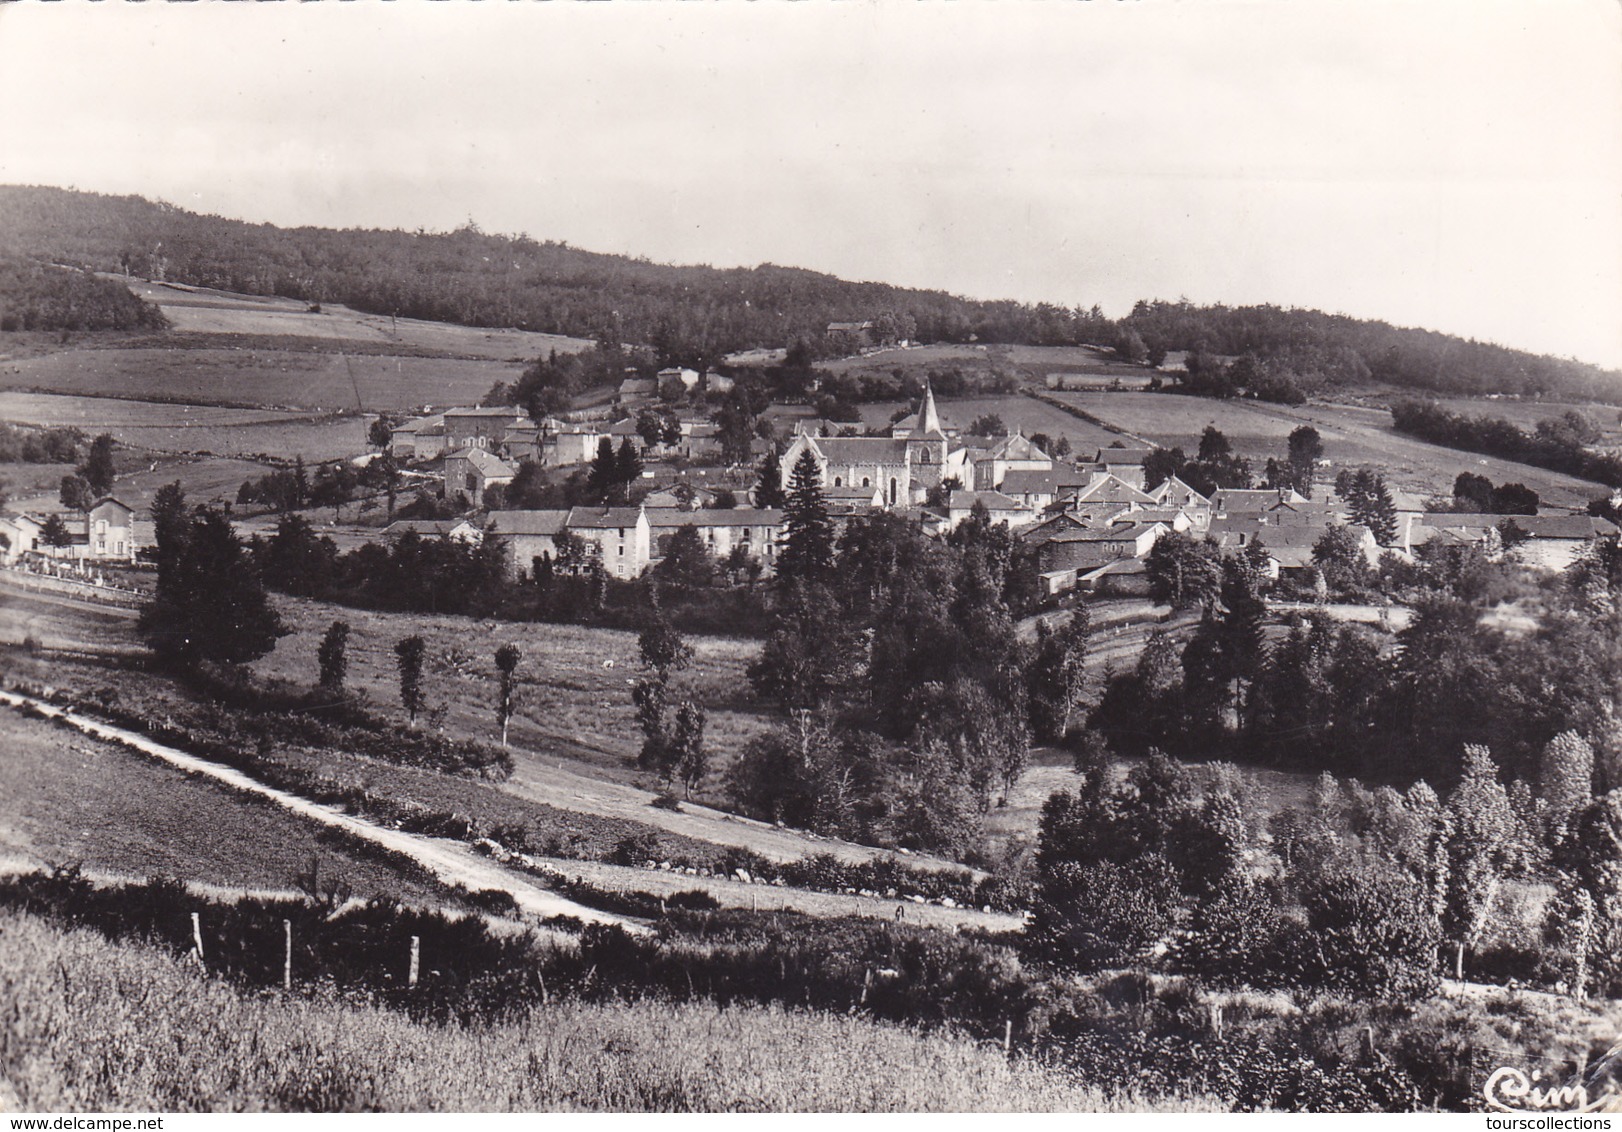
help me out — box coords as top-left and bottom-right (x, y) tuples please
(856, 394), (1127, 452)
(0, 710), (456, 904)
(121, 277), (596, 361)
(2, 911), (1198, 1112)
(0, 392), (368, 463)
(820, 343), (1142, 383)
(1, 344), (526, 414)
(1051, 390), (1606, 508)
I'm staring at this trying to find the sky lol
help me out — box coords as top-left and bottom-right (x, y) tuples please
(0, 0), (1618, 368)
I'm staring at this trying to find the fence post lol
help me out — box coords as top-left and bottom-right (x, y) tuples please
(408, 935), (420, 988)
(191, 912), (205, 970)
(1003, 1019), (1012, 1057)
(283, 919), (293, 990)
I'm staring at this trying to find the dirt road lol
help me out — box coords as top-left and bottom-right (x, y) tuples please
(0, 690), (639, 929)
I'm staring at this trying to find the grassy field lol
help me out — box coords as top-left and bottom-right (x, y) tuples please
(820, 343), (1143, 383)
(255, 596), (773, 787)
(857, 394), (1128, 452)
(0, 710), (456, 905)
(1, 909), (1204, 1112)
(1, 344), (526, 414)
(1052, 390), (1605, 508)
(0, 392), (368, 463)
(122, 277), (595, 361)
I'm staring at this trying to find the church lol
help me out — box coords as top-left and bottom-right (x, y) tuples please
(779, 382), (959, 507)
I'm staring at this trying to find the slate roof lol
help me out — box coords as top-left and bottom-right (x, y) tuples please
(488, 510), (570, 536)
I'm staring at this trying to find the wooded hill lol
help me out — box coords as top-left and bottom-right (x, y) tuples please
(1122, 299), (1622, 402)
(0, 185), (1104, 363)
(2, 185), (1615, 401)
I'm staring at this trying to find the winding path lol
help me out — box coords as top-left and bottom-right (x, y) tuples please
(0, 690), (642, 930)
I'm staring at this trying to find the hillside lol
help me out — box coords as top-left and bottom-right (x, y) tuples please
(1121, 298), (1622, 403)
(0, 185), (1108, 364)
(1, 185), (1615, 403)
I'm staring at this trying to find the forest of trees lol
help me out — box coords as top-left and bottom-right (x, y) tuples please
(1124, 299), (1620, 402)
(7, 186), (1614, 401)
(0, 186), (1111, 364)
(0, 255), (167, 333)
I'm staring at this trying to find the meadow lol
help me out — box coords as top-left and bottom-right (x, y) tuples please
(122, 277), (596, 361)
(1051, 390), (1605, 508)
(1, 344), (526, 413)
(0, 909), (1202, 1112)
(0, 392), (367, 463)
(0, 709), (457, 905)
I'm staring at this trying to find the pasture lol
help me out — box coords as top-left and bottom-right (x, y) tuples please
(820, 342), (1141, 383)
(1053, 391), (1605, 508)
(0, 392), (368, 464)
(121, 277), (596, 362)
(1, 344), (525, 413)
(0, 710), (455, 904)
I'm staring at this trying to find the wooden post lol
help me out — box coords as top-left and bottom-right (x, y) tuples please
(1456, 941), (1465, 982)
(1003, 1019), (1012, 1056)
(408, 935), (420, 988)
(1362, 1025), (1376, 1064)
(283, 919), (293, 990)
(191, 912), (205, 970)
(860, 967), (872, 1007)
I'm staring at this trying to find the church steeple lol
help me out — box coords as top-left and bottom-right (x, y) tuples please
(919, 379), (942, 437)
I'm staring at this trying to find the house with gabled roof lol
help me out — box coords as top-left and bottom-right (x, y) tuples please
(383, 518), (483, 545)
(390, 414), (446, 462)
(945, 490), (1037, 532)
(444, 406), (528, 452)
(1092, 445), (1156, 489)
(486, 509), (571, 578)
(998, 467), (1098, 512)
(973, 430), (1053, 490)
(0, 512), (43, 565)
(564, 505), (651, 579)
(443, 447), (516, 508)
(645, 507), (785, 574)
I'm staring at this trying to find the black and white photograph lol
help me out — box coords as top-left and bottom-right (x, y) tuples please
(1, 0), (1620, 1116)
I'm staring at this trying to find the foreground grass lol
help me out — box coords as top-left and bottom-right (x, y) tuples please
(0, 910), (1219, 1112)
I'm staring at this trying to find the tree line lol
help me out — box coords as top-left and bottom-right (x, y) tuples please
(1122, 299), (1620, 402)
(1390, 399), (1622, 488)
(0, 255), (167, 333)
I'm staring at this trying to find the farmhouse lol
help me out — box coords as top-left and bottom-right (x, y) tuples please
(565, 505), (652, 580)
(972, 431), (1053, 490)
(617, 376), (659, 407)
(1036, 520), (1168, 575)
(390, 414), (446, 462)
(444, 406), (528, 452)
(944, 490), (1037, 532)
(646, 508), (785, 574)
(995, 468), (1099, 512)
(657, 368), (700, 397)
(1209, 487), (1309, 515)
(488, 509), (571, 577)
(443, 447), (516, 507)
(383, 518), (482, 545)
(0, 513), (44, 564)
(1411, 512), (1618, 571)
(539, 420), (612, 467)
(1091, 446), (1156, 489)
(82, 498), (139, 563)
